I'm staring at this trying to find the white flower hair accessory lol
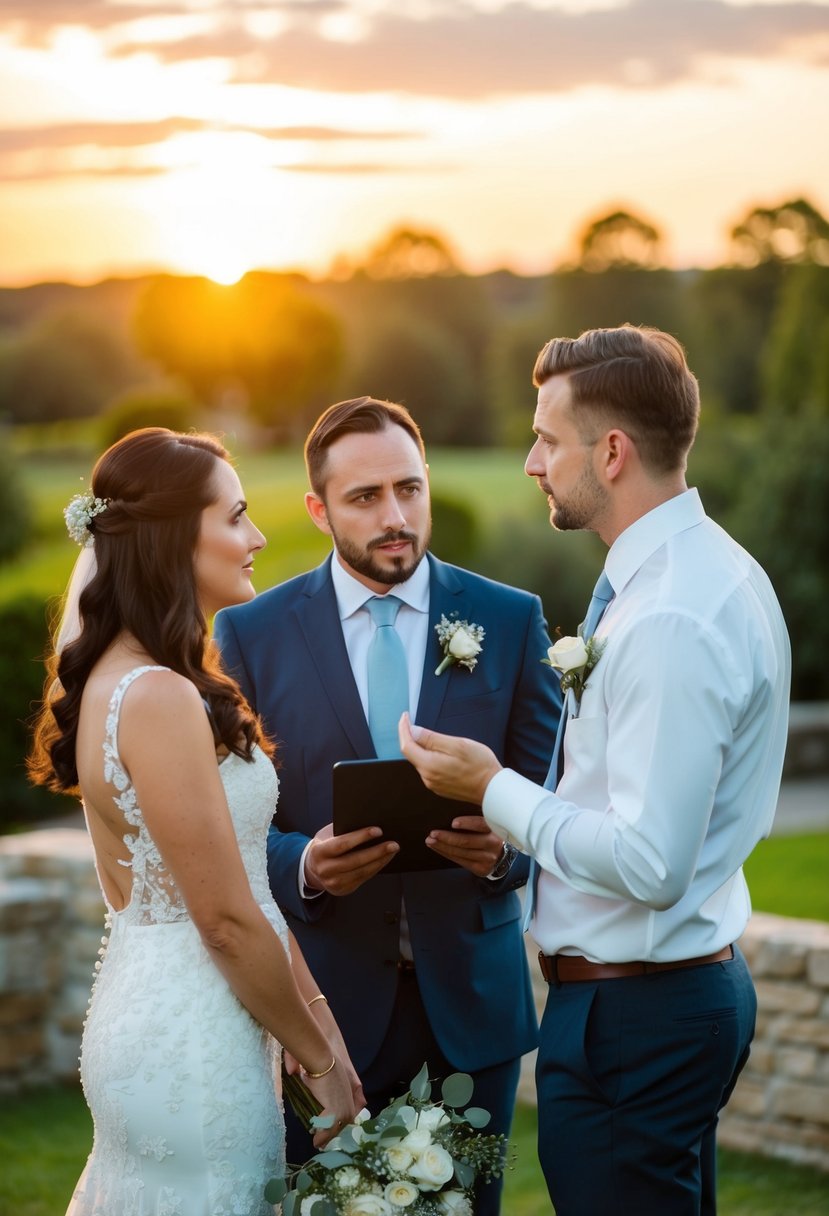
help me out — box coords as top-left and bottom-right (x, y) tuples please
(543, 631), (607, 702)
(64, 491), (109, 547)
(434, 613), (485, 676)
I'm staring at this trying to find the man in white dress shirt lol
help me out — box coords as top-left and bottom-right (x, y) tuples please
(401, 325), (791, 1215)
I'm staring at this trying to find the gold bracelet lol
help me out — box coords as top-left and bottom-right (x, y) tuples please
(301, 1056), (336, 1079)
(307, 994), (328, 1008)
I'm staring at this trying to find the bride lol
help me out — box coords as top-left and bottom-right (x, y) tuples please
(29, 427), (363, 1215)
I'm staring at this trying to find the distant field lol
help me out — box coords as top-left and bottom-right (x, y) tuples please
(6, 445), (543, 607)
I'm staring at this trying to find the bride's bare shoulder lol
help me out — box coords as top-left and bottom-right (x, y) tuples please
(82, 660), (203, 733)
(118, 667), (203, 717)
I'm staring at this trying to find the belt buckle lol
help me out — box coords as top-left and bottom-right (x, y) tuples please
(538, 951), (560, 985)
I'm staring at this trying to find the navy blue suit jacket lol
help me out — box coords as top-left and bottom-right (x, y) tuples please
(214, 553), (561, 1074)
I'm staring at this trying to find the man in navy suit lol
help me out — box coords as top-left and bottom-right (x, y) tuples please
(214, 397), (560, 1212)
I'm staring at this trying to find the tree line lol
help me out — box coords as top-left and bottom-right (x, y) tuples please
(0, 195), (826, 709)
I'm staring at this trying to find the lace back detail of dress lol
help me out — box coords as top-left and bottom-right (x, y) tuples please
(103, 665), (190, 927)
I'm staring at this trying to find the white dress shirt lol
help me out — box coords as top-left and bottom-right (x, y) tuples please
(484, 489), (791, 963)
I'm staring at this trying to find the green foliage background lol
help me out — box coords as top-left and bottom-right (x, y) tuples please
(1, 237), (827, 824)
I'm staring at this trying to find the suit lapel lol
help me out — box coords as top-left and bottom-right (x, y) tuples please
(295, 558), (374, 756)
(415, 554), (465, 727)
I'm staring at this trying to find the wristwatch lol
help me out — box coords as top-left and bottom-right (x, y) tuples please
(487, 840), (518, 881)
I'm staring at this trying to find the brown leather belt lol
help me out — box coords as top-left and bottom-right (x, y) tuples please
(397, 959), (416, 975)
(539, 945), (733, 984)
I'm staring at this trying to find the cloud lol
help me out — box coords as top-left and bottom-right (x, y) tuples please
(110, 1), (829, 98)
(0, 117), (206, 153)
(0, 115), (422, 181)
(2, 1), (827, 98)
(0, 1), (181, 39)
(0, 0), (343, 34)
(257, 125), (417, 141)
(0, 118), (415, 152)
(286, 160), (449, 174)
(0, 164), (168, 181)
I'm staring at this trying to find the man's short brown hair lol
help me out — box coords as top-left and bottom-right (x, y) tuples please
(305, 397), (426, 496)
(533, 325), (700, 474)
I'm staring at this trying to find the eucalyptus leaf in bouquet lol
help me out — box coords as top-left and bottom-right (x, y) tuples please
(267, 1063), (509, 1214)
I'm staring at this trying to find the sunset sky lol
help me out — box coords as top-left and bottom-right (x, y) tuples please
(0, 0), (827, 286)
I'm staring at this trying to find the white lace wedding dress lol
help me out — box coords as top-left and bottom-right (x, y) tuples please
(67, 666), (286, 1216)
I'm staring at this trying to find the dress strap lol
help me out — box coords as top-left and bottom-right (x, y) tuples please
(104, 666), (170, 778)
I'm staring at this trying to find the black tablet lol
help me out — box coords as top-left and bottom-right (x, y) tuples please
(332, 758), (478, 872)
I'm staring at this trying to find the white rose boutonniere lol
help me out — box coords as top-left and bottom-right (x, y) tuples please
(543, 631), (607, 701)
(434, 614), (485, 676)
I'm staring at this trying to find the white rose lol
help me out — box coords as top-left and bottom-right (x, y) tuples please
(417, 1107), (450, 1132)
(401, 1128), (432, 1155)
(336, 1166), (363, 1190)
(384, 1179), (420, 1207)
(344, 1194), (392, 1216)
(300, 1195), (327, 1215)
(547, 635), (588, 672)
(437, 1191), (473, 1216)
(407, 1144), (455, 1190)
(385, 1145), (415, 1173)
(448, 628), (481, 660)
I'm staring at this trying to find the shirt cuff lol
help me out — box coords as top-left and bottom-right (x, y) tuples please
(298, 840), (325, 901)
(482, 768), (551, 853)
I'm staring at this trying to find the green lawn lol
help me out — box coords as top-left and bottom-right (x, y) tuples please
(2, 1087), (827, 1216)
(745, 833), (829, 922)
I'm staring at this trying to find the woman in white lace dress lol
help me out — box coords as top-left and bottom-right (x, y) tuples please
(29, 428), (363, 1216)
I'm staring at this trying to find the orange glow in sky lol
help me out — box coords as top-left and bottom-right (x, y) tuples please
(0, 1), (827, 285)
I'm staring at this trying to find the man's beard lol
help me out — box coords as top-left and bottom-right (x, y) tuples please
(332, 525), (431, 586)
(547, 464), (606, 533)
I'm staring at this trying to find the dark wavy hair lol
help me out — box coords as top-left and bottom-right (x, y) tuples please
(28, 427), (272, 794)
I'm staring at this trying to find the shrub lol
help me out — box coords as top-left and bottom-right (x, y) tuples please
(729, 414), (829, 699)
(475, 512), (605, 639)
(0, 436), (32, 564)
(430, 493), (479, 566)
(0, 596), (75, 831)
(100, 389), (200, 448)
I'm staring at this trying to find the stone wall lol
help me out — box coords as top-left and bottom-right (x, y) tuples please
(0, 828), (104, 1093)
(1, 829), (828, 1172)
(721, 913), (829, 1171)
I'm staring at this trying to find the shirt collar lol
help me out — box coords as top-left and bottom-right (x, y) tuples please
(605, 488), (706, 596)
(329, 550), (431, 621)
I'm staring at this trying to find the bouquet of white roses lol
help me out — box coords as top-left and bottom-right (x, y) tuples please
(266, 1064), (507, 1215)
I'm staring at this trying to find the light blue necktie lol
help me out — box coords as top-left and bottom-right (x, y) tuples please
(366, 595), (409, 760)
(580, 569), (615, 644)
(525, 569), (615, 928)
